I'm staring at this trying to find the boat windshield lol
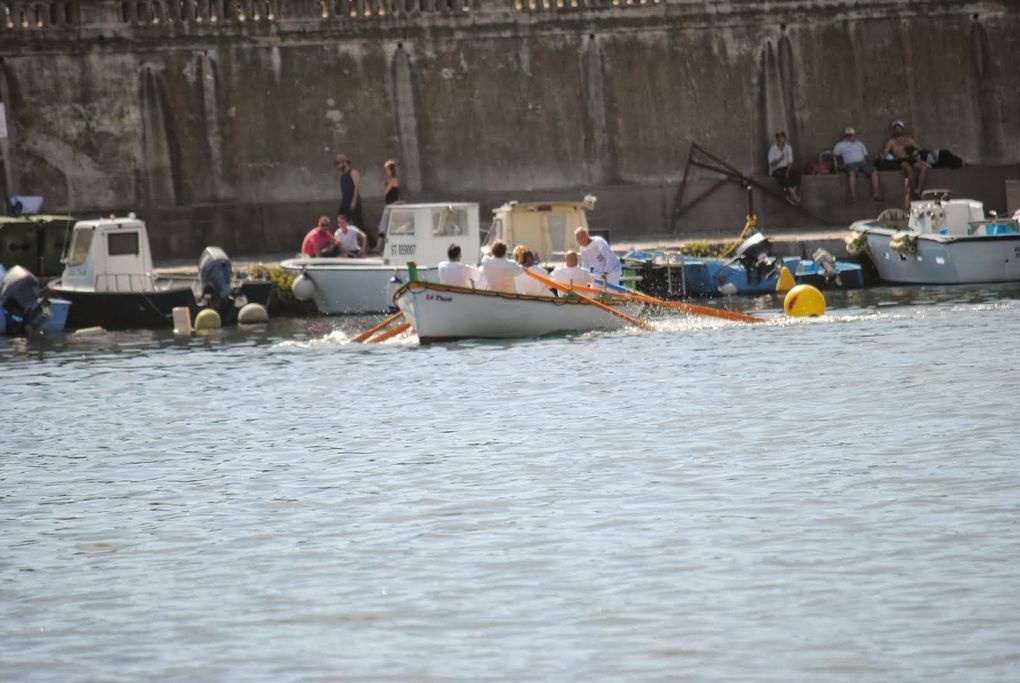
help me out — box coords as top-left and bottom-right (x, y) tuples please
(65, 227), (94, 266)
(388, 209), (415, 236)
(432, 206), (469, 237)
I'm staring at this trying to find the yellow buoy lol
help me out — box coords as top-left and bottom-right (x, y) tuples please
(194, 308), (222, 330)
(775, 266), (796, 295)
(784, 284), (826, 317)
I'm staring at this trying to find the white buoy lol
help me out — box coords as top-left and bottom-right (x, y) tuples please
(291, 272), (315, 301)
(172, 306), (192, 336)
(237, 302), (269, 324)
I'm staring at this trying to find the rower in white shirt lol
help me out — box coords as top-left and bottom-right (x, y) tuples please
(550, 251), (593, 292)
(478, 240), (524, 293)
(437, 243), (480, 288)
(513, 247), (552, 296)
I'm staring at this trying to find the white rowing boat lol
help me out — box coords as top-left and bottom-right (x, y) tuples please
(394, 280), (645, 343)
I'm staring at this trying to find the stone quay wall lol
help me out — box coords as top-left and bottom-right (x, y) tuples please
(1, 0), (1018, 258)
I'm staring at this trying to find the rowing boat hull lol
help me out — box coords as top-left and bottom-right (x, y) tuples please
(395, 282), (641, 343)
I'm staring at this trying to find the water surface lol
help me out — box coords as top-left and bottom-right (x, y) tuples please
(2, 285), (1019, 681)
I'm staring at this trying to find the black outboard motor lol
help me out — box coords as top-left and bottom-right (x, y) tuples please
(733, 232), (778, 283)
(198, 246), (235, 317)
(1, 265), (51, 335)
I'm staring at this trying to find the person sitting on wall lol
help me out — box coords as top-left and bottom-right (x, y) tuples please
(575, 227), (622, 285)
(479, 240), (524, 293)
(767, 131), (801, 204)
(550, 250), (593, 293)
(301, 215), (340, 257)
(333, 214), (367, 257)
(880, 119), (929, 198)
(438, 243), (481, 288)
(832, 126), (882, 202)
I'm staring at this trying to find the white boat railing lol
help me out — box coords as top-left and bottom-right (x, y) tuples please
(94, 272), (157, 292)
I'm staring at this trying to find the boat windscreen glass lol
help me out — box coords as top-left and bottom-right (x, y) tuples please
(389, 210), (415, 236)
(107, 232), (140, 256)
(65, 227), (94, 266)
(546, 214), (568, 253)
(432, 206), (468, 237)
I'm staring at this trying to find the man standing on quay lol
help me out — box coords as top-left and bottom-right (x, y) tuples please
(335, 153), (365, 242)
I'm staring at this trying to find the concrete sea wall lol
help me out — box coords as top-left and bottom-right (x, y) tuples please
(1, 0), (1018, 258)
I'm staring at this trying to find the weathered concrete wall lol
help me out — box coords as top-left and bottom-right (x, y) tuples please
(1, 0), (1018, 258)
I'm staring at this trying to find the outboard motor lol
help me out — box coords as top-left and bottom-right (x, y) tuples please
(733, 232), (778, 282)
(1, 265), (51, 335)
(198, 246), (235, 317)
(812, 248), (838, 281)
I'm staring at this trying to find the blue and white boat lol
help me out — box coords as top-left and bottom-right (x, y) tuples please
(848, 191), (1020, 284)
(623, 233), (864, 298)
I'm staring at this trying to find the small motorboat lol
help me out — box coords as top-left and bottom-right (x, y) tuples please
(623, 232), (864, 299)
(847, 190), (1020, 284)
(281, 202), (481, 315)
(46, 214), (271, 330)
(0, 265), (70, 335)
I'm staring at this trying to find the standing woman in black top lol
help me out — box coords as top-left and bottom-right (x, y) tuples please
(383, 160), (402, 204)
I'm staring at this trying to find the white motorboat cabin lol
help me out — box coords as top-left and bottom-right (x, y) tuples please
(382, 202), (480, 267)
(59, 215), (156, 292)
(905, 191), (1017, 237)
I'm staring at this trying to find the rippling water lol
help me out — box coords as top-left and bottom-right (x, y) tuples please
(3, 285), (1019, 681)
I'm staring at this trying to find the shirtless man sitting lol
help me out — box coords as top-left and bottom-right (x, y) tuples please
(882, 119), (929, 198)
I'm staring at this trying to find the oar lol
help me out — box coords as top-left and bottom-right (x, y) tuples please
(352, 311), (404, 343)
(368, 322), (412, 343)
(525, 270), (654, 331)
(586, 278), (765, 324)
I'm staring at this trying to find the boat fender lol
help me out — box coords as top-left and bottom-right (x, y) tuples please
(237, 302), (269, 325)
(194, 308), (222, 331)
(172, 306), (193, 336)
(386, 271), (403, 312)
(291, 271), (316, 301)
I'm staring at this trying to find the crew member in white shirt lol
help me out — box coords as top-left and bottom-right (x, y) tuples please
(333, 214), (367, 257)
(437, 243), (480, 288)
(513, 248), (552, 296)
(479, 240), (524, 293)
(550, 251), (593, 293)
(575, 227), (622, 285)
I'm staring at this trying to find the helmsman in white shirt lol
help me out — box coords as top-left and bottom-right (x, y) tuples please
(575, 227), (622, 285)
(437, 243), (480, 288)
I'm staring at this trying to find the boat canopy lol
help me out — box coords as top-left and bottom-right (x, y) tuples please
(486, 197), (596, 265)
